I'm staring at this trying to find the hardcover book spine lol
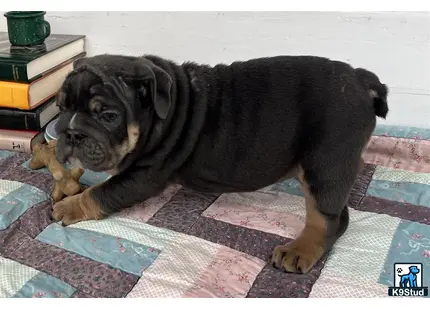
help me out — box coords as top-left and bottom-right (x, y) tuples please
(0, 114), (40, 131)
(0, 82), (30, 109)
(0, 135), (33, 153)
(0, 62), (29, 82)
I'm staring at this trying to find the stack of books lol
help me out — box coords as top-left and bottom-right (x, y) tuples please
(0, 32), (86, 153)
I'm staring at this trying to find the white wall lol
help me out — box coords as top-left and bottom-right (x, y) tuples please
(1, 11), (429, 128)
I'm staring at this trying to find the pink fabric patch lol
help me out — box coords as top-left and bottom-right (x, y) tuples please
(183, 247), (265, 298)
(202, 201), (304, 239)
(119, 184), (182, 222)
(364, 136), (430, 173)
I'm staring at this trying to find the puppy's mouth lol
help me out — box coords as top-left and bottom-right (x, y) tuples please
(56, 135), (115, 172)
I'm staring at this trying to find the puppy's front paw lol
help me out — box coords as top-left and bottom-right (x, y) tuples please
(52, 194), (85, 225)
(51, 189), (104, 226)
(271, 239), (324, 274)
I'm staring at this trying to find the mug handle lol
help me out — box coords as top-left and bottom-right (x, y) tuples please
(37, 20), (51, 41)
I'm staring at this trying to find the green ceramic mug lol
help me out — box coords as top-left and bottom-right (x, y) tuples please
(4, 11), (51, 46)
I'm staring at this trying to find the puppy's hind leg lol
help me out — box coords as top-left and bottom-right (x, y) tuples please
(272, 141), (362, 273)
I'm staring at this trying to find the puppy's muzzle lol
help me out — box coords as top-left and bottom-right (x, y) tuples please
(65, 130), (87, 146)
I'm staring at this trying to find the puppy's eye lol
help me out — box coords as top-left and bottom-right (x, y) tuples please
(101, 112), (118, 122)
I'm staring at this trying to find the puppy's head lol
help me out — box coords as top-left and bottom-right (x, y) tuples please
(55, 54), (173, 172)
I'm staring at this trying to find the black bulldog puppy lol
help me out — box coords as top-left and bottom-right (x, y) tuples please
(53, 54), (389, 274)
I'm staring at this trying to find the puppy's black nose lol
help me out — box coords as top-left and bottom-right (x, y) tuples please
(66, 130), (87, 145)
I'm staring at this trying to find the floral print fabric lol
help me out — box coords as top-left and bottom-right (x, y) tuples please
(0, 123), (429, 298)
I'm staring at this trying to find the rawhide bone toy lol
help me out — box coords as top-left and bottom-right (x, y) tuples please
(29, 140), (84, 202)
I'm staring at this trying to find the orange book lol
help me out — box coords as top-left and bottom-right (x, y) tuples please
(0, 60), (75, 110)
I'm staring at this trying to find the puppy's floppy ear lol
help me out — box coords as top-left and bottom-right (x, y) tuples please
(56, 57), (91, 111)
(56, 90), (67, 111)
(132, 60), (173, 120)
(56, 73), (74, 111)
(73, 57), (89, 69)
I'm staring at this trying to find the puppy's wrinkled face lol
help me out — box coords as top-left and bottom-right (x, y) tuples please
(55, 69), (138, 172)
(55, 54), (173, 172)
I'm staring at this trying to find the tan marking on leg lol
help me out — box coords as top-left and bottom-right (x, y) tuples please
(52, 185), (105, 226)
(271, 167), (327, 273)
(359, 157), (365, 172)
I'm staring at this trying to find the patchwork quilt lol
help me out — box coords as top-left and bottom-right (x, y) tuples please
(0, 124), (429, 298)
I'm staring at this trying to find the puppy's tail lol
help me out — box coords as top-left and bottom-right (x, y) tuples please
(355, 68), (389, 119)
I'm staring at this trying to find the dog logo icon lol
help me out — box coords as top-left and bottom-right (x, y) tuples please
(398, 265), (420, 287)
(388, 263), (428, 297)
